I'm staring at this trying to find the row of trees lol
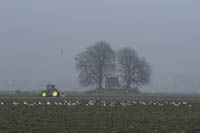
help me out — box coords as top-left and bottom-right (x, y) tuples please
(75, 41), (151, 90)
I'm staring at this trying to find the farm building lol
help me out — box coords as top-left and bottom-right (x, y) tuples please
(105, 77), (121, 89)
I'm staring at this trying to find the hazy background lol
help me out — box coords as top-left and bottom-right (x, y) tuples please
(0, 0), (200, 93)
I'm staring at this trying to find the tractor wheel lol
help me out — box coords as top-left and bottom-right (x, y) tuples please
(42, 92), (47, 97)
(52, 91), (59, 97)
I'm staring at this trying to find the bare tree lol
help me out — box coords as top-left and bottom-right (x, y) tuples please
(117, 48), (151, 89)
(75, 41), (116, 89)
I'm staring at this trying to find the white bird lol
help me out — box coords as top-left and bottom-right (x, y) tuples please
(67, 101), (72, 106)
(153, 102), (157, 105)
(178, 102), (182, 105)
(46, 102), (51, 105)
(174, 104), (179, 107)
(148, 101), (153, 105)
(101, 101), (106, 106)
(58, 102), (63, 106)
(139, 101), (146, 106)
(120, 101), (127, 106)
(132, 101), (137, 104)
(86, 100), (96, 106)
(189, 105), (192, 108)
(72, 102), (76, 106)
(88, 101), (95, 106)
(182, 101), (187, 105)
(172, 101), (176, 105)
(13, 102), (20, 106)
(76, 101), (81, 105)
(109, 101), (116, 107)
(30, 104), (35, 106)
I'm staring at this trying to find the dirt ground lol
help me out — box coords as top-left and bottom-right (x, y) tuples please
(0, 95), (200, 133)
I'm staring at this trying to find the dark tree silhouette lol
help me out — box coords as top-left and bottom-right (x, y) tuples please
(75, 41), (116, 89)
(117, 47), (151, 89)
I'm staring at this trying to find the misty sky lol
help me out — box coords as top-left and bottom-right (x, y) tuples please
(0, 0), (200, 92)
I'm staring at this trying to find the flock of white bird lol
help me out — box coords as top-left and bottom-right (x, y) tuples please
(0, 100), (193, 107)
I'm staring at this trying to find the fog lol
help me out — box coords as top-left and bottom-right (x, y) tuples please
(0, 0), (200, 93)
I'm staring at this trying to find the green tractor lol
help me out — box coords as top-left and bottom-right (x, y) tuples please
(40, 85), (60, 97)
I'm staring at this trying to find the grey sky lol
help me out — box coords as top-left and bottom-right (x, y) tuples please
(0, 0), (200, 92)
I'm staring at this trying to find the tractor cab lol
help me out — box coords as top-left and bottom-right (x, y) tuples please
(41, 84), (60, 97)
(47, 84), (55, 89)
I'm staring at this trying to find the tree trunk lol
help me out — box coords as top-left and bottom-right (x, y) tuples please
(97, 82), (103, 89)
(125, 80), (131, 89)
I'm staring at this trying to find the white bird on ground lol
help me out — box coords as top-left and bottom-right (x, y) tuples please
(139, 101), (146, 106)
(178, 102), (182, 105)
(86, 100), (95, 106)
(109, 101), (116, 107)
(173, 103), (179, 107)
(120, 101), (128, 106)
(132, 101), (137, 104)
(101, 101), (106, 106)
(29, 103), (35, 106)
(148, 101), (153, 105)
(182, 101), (187, 105)
(71, 102), (76, 106)
(58, 102), (63, 106)
(189, 105), (192, 108)
(46, 101), (51, 105)
(13, 102), (20, 106)
(67, 101), (72, 106)
(76, 101), (81, 105)
(88, 100), (95, 106)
